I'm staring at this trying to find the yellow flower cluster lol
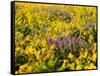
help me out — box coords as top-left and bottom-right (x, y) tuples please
(15, 2), (97, 74)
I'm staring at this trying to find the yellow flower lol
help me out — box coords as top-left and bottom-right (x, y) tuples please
(88, 38), (92, 44)
(20, 40), (24, 45)
(58, 59), (68, 71)
(91, 53), (96, 62)
(28, 66), (33, 72)
(84, 66), (88, 69)
(68, 52), (74, 59)
(85, 63), (96, 70)
(50, 44), (55, 50)
(16, 32), (21, 35)
(89, 35), (94, 40)
(63, 59), (68, 64)
(44, 53), (51, 61)
(76, 64), (82, 70)
(15, 71), (19, 74)
(88, 35), (94, 44)
(68, 63), (75, 70)
(84, 51), (88, 58)
(94, 25), (96, 31)
(83, 31), (87, 36)
(76, 59), (81, 64)
(79, 48), (88, 58)
(89, 63), (96, 69)
(93, 43), (96, 52)
(41, 48), (46, 53)
(25, 46), (33, 55)
(19, 63), (33, 73)
(16, 47), (20, 52)
(26, 35), (31, 41)
(42, 40), (46, 47)
(84, 48), (88, 57)
(19, 64), (28, 73)
(62, 59), (68, 67)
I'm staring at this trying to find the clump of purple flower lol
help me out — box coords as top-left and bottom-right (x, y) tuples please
(87, 21), (95, 27)
(46, 34), (85, 56)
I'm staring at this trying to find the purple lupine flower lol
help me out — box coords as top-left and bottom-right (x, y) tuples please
(72, 49), (76, 55)
(56, 37), (62, 48)
(87, 21), (95, 27)
(90, 44), (94, 50)
(63, 38), (67, 49)
(62, 35), (66, 40)
(46, 37), (53, 46)
(56, 37), (61, 41)
(59, 42), (63, 49)
(72, 37), (77, 46)
(72, 56), (75, 61)
(51, 39), (55, 44)
(62, 35), (69, 41)
(53, 40), (59, 48)
(67, 42), (71, 48)
(66, 34), (73, 40)
(40, 54), (45, 58)
(78, 37), (84, 46)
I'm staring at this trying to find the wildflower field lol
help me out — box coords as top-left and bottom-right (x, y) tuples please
(14, 2), (97, 74)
